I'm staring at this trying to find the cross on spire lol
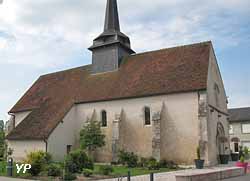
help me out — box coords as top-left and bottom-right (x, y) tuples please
(104, 0), (120, 32)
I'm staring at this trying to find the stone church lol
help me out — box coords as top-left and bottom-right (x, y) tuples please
(6, 0), (229, 166)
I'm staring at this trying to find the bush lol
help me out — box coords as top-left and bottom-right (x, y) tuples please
(64, 172), (77, 180)
(118, 150), (138, 168)
(82, 168), (93, 177)
(244, 147), (249, 155)
(147, 157), (159, 170)
(138, 157), (148, 167)
(99, 165), (114, 175)
(47, 163), (62, 177)
(240, 156), (245, 163)
(24, 151), (52, 176)
(65, 149), (93, 173)
(159, 159), (178, 169)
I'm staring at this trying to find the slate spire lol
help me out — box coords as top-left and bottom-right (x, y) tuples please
(104, 0), (120, 32)
(89, 0), (135, 74)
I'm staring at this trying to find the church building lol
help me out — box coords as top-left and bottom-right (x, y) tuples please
(6, 0), (229, 166)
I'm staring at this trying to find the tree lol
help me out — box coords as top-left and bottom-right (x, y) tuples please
(80, 119), (105, 158)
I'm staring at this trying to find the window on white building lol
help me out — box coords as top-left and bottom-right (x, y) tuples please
(101, 110), (107, 127)
(144, 107), (151, 125)
(229, 124), (234, 134)
(242, 123), (250, 134)
(234, 142), (239, 152)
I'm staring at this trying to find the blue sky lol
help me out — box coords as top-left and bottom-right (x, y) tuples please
(0, 0), (249, 122)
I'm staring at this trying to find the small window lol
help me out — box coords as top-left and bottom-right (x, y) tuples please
(144, 107), (151, 125)
(67, 145), (72, 155)
(101, 110), (107, 127)
(242, 124), (250, 134)
(229, 125), (233, 134)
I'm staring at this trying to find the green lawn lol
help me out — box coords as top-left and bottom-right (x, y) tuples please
(94, 165), (178, 177)
(0, 161), (180, 179)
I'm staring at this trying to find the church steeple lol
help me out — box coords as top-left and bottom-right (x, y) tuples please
(89, 0), (135, 74)
(104, 0), (120, 32)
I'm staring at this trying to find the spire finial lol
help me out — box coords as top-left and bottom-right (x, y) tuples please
(104, 0), (120, 32)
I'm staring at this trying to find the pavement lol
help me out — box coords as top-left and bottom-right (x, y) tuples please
(222, 174), (250, 181)
(0, 177), (34, 181)
(0, 175), (249, 181)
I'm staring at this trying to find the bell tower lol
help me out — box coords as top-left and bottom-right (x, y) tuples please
(89, 0), (135, 74)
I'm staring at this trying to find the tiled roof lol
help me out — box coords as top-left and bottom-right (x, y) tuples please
(6, 41), (211, 140)
(229, 107), (250, 122)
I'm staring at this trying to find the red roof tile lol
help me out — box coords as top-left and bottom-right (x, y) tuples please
(7, 41), (211, 140)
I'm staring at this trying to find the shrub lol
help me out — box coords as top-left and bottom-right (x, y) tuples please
(24, 151), (52, 176)
(65, 149), (93, 173)
(64, 172), (77, 180)
(99, 165), (114, 175)
(159, 159), (178, 169)
(240, 156), (245, 163)
(118, 150), (129, 165)
(47, 163), (62, 177)
(118, 150), (138, 167)
(244, 147), (249, 155)
(82, 169), (93, 177)
(196, 147), (201, 160)
(147, 157), (159, 170)
(138, 157), (148, 167)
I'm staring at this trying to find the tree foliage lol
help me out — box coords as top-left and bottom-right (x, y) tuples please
(0, 120), (5, 159)
(80, 119), (105, 153)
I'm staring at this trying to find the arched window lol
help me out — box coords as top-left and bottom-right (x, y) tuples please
(101, 110), (107, 127)
(144, 107), (151, 125)
(214, 83), (220, 107)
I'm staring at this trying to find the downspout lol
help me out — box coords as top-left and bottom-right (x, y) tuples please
(44, 139), (48, 153)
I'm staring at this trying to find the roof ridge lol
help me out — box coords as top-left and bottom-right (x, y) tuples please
(40, 64), (92, 77)
(131, 41), (212, 57)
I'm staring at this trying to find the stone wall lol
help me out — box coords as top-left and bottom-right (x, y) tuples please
(73, 92), (200, 164)
(206, 46), (229, 166)
(7, 140), (46, 162)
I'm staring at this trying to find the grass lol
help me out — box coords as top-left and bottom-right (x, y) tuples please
(94, 165), (178, 177)
(0, 161), (180, 179)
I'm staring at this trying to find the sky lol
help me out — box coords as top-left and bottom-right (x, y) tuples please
(0, 0), (249, 122)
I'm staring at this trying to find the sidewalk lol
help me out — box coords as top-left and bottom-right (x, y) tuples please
(0, 177), (34, 181)
(222, 174), (250, 181)
(102, 166), (244, 181)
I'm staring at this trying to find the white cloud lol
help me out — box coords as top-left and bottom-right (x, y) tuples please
(0, 0), (249, 67)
